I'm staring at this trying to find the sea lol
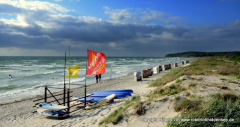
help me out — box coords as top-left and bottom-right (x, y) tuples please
(0, 56), (191, 102)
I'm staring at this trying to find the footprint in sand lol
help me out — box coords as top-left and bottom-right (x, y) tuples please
(91, 119), (97, 124)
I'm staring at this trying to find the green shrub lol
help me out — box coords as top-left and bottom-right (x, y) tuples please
(174, 97), (202, 113)
(168, 93), (240, 127)
(154, 84), (186, 96)
(149, 67), (184, 87)
(189, 83), (196, 87)
(175, 79), (182, 84)
(99, 96), (141, 125)
(217, 86), (229, 90)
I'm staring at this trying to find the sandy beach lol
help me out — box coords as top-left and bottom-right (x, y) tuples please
(0, 61), (192, 127)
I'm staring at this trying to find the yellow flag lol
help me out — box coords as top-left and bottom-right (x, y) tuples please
(66, 64), (82, 70)
(66, 64), (82, 77)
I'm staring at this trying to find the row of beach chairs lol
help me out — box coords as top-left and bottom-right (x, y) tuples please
(133, 60), (189, 81)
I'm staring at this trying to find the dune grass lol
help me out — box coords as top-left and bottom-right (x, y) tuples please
(149, 67), (184, 87)
(153, 84), (186, 96)
(167, 93), (240, 127)
(182, 57), (240, 77)
(188, 83), (196, 88)
(99, 96), (140, 126)
(101, 56), (240, 126)
(149, 56), (240, 89)
(174, 97), (202, 113)
(147, 56), (240, 126)
(147, 56), (240, 101)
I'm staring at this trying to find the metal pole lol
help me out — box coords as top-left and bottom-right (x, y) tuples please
(84, 51), (88, 108)
(67, 89), (70, 113)
(69, 46), (70, 90)
(64, 84), (66, 106)
(45, 86), (47, 102)
(64, 52), (66, 106)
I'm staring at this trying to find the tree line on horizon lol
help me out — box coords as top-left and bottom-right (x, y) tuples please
(165, 51), (240, 57)
(165, 51), (240, 63)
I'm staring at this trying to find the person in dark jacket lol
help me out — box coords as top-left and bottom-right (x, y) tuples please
(95, 75), (99, 83)
(99, 74), (101, 82)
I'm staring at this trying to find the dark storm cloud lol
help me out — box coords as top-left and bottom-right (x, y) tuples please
(0, 2), (239, 56)
(45, 21), (168, 42)
(0, 32), (54, 49)
(0, 4), (22, 14)
(212, 20), (240, 38)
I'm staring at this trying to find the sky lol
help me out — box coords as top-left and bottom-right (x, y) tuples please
(0, 0), (240, 57)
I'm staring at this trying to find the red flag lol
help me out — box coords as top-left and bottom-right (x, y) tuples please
(86, 50), (106, 75)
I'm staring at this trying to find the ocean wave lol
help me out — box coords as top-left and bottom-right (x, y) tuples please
(0, 83), (30, 91)
(0, 85), (18, 91)
(0, 56), (193, 101)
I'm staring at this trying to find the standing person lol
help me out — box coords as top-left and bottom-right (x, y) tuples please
(95, 75), (99, 83)
(9, 75), (12, 79)
(99, 74), (101, 82)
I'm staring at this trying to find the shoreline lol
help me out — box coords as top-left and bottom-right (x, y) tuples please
(0, 57), (193, 104)
(0, 59), (194, 105)
(0, 72), (135, 105)
(0, 60), (194, 127)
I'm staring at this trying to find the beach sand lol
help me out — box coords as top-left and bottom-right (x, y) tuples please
(0, 61), (193, 127)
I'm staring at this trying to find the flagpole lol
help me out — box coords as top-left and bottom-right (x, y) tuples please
(84, 50), (88, 108)
(69, 46), (70, 90)
(64, 52), (66, 106)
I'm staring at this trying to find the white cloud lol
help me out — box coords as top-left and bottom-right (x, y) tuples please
(103, 6), (110, 10)
(0, 0), (70, 13)
(161, 32), (174, 39)
(103, 7), (182, 24)
(78, 16), (100, 22)
(104, 8), (132, 21)
(0, 15), (30, 27)
(109, 42), (116, 47)
(0, 1), (239, 56)
(0, 0), (72, 28)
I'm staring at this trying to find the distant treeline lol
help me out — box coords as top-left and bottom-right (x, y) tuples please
(165, 51), (240, 57)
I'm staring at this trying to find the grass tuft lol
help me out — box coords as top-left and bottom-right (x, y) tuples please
(174, 97), (202, 113)
(175, 79), (182, 84)
(188, 83), (196, 88)
(168, 93), (240, 127)
(150, 56), (240, 88)
(217, 86), (230, 90)
(152, 84), (186, 97)
(149, 67), (184, 87)
(99, 96), (141, 126)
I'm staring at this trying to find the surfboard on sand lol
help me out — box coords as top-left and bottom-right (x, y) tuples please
(85, 94), (116, 110)
(95, 89), (133, 93)
(85, 92), (129, 98)
(35, 103), (68, 111)
(89, 91), (132, 96)
(37, 108), (69, 118)
(86, 89), (133, 93)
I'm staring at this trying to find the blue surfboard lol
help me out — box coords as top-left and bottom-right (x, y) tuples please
(95, 89), (133, 93)
(83, 92), (129, 98)
(37, 108), (69, 118)
(90, 91), (131, 96)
